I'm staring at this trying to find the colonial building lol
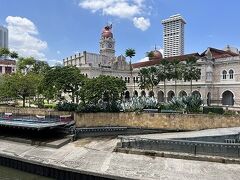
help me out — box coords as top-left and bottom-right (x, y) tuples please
(63, 25), (131, 79)
(131, 47), (240, 107)
(63, 25), (240, 107)
(0, 59), (16, 74)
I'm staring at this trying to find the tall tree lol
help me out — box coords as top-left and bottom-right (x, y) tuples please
(0, 73), (39, 107)
(17, 57), (36, 73)
(168, 60), (184, 96)
(138, 67), (159, 92)
(42, 66), (85, 103)
(0, 48), (10, 57)
(80, 75), (126, 110)
(182, 57), (201, 93)
(157, 59), (171, 102)
(125, 48), (136, 72)
(0, 48), (19, 59)
(146, 51), (154, 59)
(125, 48), (136, 90)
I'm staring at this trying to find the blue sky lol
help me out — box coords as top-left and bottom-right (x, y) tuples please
(0, 0), (240, 64)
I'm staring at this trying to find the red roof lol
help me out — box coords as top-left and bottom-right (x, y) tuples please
(201, 47), (239, 59)
(132, 53), (200, 69)
(0, 59), (16, 65)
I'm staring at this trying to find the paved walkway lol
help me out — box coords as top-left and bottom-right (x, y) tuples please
(124, 127), (240, 140)
(0, 129), (240, 179)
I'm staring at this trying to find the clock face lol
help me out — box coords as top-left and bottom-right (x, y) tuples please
(108, 43), (112, 48)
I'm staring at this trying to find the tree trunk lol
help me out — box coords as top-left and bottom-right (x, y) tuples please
(23, 96), (25, 107)
(175, 79), (177, 97)
(164, 79), (166, 102)
(190, 79), (193, 95)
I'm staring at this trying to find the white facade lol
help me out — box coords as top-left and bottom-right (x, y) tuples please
(0, 25), (8, 49)
(63, 24), (240, 107)
(63, 25), (131, 79)
(162, 14), (186, 58)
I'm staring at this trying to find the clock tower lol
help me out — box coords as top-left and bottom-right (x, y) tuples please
(99, 24), (115, 58)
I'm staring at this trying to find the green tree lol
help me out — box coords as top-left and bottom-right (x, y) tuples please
(32, 60), (50, 74)
(0, 48), (10, 57)
(146, 51), (154, 59)
(125, 48), (136, 69)
(138, 67), (159, 92)
(0, 73), (39, 107)
(168, 60), (184, 96)
(182, 57), (201, 93)
(17, 57), (36, 72)
(80, 75), (126, 110)
(125, 48), (136, 90)
(0, 48), (19, 60)
(157, 59), (171, 102)
(42, 66), (85, 103)
(9, 51), (19, 59)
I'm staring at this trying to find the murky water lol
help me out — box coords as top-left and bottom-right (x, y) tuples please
(0, 165), (53, 180)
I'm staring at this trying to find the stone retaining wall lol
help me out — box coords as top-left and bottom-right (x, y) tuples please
(1, 106), (240, 130)
(74, 112), (240, 130)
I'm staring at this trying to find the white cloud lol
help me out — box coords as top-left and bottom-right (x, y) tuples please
(133, 17), (150, 31)
(79, 0), (151, 31)
(139, 56), (149, 62)
(6, 16), (47, 59)
(57, 50), (61, 54)
(48, 59), (63, 66)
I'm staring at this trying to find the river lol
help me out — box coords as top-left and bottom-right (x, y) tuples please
(0, 165), (53, 180)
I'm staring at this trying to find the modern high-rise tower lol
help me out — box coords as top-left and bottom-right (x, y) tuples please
(0, 25), (8, 49)
(162, 14), (186, 58)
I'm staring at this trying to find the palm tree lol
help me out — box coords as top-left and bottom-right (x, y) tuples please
(146, 51), (154, 60)
(168, 60), (183, 96)
(138, 67), (159, 92)
(125, 48), (136, 74)
(157, 59), (170, 102)
(125, 48), (136, 91)
(182, 57), (201, 94)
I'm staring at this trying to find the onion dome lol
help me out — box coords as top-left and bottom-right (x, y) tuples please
(149, 50), (163, 60)
(102, 25), (113, 38)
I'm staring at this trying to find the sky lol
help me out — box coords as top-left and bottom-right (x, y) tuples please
(0, 0), (240, 65)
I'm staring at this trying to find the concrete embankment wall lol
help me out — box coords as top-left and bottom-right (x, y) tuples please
(1, 107), (240, 131)
(74, 112), (240, 131)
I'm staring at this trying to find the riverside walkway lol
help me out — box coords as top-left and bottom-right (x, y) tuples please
(1, 128), (240, 179)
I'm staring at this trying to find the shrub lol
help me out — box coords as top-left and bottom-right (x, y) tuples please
(43, 104), (56, 109)
(55, 102), (78, 111)
(164, 95), (203, 113)
(203, 106), (224, 115)
(76, 101), (121, 113)
(121, 96), (158, 112)
(223, 110), (237, 116)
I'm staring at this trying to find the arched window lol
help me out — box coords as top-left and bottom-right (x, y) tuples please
(229, 69), (234, 79)
(127, 77), (130, 83)
(222, 70), (227, 79)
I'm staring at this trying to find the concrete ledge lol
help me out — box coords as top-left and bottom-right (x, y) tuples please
(0, 153), (131, 180)
(115, 147), (240, 165)
(0, 136), (71, 149)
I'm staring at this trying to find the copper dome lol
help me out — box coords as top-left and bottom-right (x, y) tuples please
(149, 50), (163, 60)
(102, 25), (113, 38)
